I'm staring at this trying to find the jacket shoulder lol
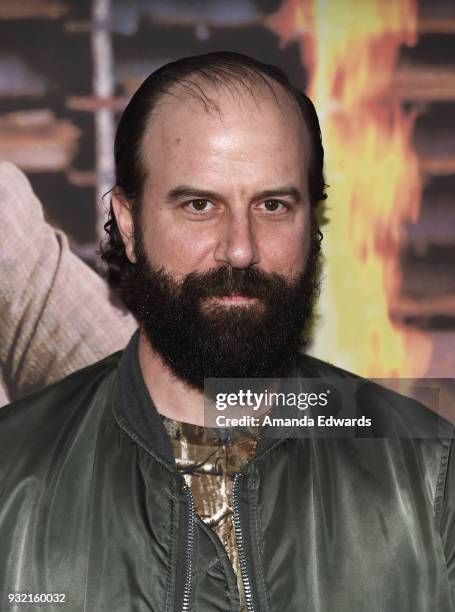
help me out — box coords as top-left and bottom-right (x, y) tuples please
(0, 350), (123, 439)
(296, 354), (454, 525)
(0, 351), (124, 534)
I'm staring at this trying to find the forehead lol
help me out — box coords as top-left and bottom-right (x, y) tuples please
(140, 80), (310, 190)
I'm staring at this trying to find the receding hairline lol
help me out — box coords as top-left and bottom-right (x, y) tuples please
(158, 68), (296, 112)
(137, 71), (311, 190)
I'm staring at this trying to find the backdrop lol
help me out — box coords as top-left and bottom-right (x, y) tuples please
(0, 0), (454, 380)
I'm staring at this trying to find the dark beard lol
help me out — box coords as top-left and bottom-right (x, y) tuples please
(120, 228), (321, 391)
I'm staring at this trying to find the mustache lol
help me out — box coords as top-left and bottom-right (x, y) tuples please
(178, 265), (296, 300)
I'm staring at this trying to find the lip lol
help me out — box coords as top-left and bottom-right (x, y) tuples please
(210, 294), (257, 304)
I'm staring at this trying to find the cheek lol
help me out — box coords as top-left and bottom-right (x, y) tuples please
(142, 214), (216, 274)
(258, 222), (310, 275)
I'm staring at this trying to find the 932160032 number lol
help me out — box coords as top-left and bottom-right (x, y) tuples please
(8, 593), (66, 604)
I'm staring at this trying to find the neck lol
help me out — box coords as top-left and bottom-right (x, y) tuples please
(138, 328), (205, 426)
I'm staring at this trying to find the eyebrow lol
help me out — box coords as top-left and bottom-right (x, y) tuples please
(164, 185), (303, 204)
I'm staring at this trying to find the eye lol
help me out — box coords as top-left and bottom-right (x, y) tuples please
(185, 199), (214, 214)
(258, 200), (289, 214)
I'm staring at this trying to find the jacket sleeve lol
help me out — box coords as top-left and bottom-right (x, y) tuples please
(439, 436), (455, 606)
(0, 161), (137, 404)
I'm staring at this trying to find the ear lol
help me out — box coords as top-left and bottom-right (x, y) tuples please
(111, 189), (137, 263)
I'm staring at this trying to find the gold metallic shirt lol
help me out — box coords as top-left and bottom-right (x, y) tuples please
(161, 416), (261, 611)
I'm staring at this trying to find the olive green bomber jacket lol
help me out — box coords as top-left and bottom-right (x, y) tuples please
(0, 332), (454, 611)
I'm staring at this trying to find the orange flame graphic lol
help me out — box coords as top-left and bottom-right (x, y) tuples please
(267, 0), (431, 377)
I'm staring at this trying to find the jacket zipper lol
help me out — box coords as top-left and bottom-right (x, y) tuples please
(232, 473), (256, 612)
(181, 484), (195, 612)
(181, 476), (256, 611)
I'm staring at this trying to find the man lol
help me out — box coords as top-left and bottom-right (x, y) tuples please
(0, 52), (454, 612)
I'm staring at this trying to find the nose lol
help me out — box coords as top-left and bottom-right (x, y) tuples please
(213, 211), (259, 269)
